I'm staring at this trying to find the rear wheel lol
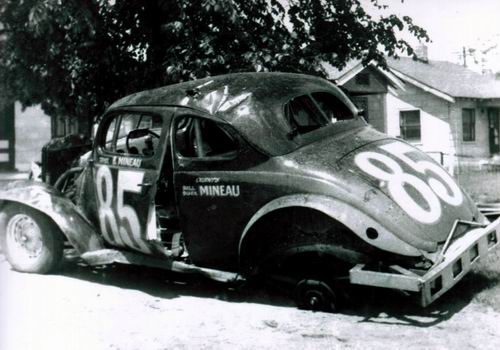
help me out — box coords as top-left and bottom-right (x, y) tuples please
(294, 279), (338, 312)
(1, 204), (64, 273)
(258, 253), (349, 313)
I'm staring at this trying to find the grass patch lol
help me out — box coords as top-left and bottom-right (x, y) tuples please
(455, 171), (500, 203)
(453, 170), (500, 309)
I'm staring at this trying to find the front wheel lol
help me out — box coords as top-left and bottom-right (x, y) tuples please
(1, 204), (64, 274)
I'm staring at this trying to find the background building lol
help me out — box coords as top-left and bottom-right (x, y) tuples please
(0, 101), (51, 172)
(324, 50), (500, 174)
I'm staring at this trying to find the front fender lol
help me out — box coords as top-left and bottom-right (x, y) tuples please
(0, 180), (104, 254)
(239, 194), (424, 258)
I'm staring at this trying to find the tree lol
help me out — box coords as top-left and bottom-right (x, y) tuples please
(0, 0), (428, 134)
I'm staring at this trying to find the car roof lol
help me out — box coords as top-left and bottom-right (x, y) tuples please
(109, 72), (358, 155)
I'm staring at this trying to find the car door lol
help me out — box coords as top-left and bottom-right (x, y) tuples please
(171, 113), (268, 270)
(90, 108), (172, 255)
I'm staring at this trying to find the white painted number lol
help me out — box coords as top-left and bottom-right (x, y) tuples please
(354, 142), (463, 224)
(380, 143), (463, 206)
(96, 166), (122, 245)
(96, 166), (151, 253)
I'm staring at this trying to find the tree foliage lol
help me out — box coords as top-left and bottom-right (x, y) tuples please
(0, 0), (428, 131)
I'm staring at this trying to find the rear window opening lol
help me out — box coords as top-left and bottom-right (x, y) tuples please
(284, 91), (354, 138)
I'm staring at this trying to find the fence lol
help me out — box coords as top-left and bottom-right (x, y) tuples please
(427, 152), (500, 173)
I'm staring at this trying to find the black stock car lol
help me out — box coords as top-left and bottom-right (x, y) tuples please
(1, 73), (499, 311)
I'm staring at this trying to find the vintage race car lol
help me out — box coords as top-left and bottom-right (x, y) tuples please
(1, 73), (499, 311)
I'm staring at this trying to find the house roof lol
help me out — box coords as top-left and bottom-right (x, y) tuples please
(322, 60), (363, 82)
(323, 56), (500, 101)
(322, 60), (405, 90)
(387, 57), (500, 99)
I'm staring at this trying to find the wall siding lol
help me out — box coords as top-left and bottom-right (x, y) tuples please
(386, 84), (456, 170)
(342, 67), (388, 94)
(453, 100), (490, 159)
(0, 102), (15, 170)
(342, 67), (387, 132)
(479, 98), (500, 157)
(366, 93), (386, 132)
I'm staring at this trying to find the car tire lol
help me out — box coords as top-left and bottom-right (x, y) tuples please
(0, 204), (64, 274)
(294, 278), (338, 312)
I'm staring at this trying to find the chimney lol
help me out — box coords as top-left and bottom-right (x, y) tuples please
(415, 44), (429, 63)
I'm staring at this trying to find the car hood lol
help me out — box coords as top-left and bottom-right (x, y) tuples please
(278, 126), (481, 249)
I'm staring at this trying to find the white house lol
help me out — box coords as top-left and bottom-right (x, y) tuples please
(324, 52), (500, 173)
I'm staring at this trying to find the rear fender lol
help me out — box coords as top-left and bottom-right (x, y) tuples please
(239, 194), (423, 259)
(0, 180), (104, 254)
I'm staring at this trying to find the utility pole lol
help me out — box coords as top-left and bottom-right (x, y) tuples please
(462, 46), (467, 67)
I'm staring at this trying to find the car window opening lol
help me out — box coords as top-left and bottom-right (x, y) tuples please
(101, 113), (162, 157)
(175, 117), (237, 159)
(285, 92), (354, 139)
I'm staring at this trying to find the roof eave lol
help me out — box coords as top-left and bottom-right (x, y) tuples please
(335, 60), (405, 91)
(389, 69), (456, 103)
(335, 61), (370, 85)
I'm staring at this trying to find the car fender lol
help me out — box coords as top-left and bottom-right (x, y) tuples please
(239, 194), (422, 258)
(0, 180), (104, 254)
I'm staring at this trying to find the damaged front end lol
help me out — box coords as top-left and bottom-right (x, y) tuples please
(40, 134), (91, 185)
(0, 181), (104, 254)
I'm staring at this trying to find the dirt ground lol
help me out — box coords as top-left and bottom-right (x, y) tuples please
(1, 251), (500, 350)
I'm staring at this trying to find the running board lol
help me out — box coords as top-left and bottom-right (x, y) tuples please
(81, 249), (244, 283)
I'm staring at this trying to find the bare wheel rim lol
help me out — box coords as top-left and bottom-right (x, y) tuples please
(6, 214), (44, 260)
(296, 279), (337, 312)
(303, 289), (327, 309)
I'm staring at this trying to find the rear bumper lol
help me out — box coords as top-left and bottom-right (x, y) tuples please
(349, 217), (500, 307)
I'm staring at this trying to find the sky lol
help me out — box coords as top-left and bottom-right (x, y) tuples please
(361, 0), (500, 73)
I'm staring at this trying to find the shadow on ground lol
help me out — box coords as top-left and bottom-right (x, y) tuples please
(58, 252), (294, 308)
(341, 269), (500, 327)
(33, 249), (498, 328)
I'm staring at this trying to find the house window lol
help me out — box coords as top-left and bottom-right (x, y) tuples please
(462, 108), (475, 141)
(355, 73), (370, 86)
(400, 110), (421, 141)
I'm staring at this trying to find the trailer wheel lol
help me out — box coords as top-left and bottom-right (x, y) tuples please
(0, 204), (64, 274)
(294, 279), (338, 312)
